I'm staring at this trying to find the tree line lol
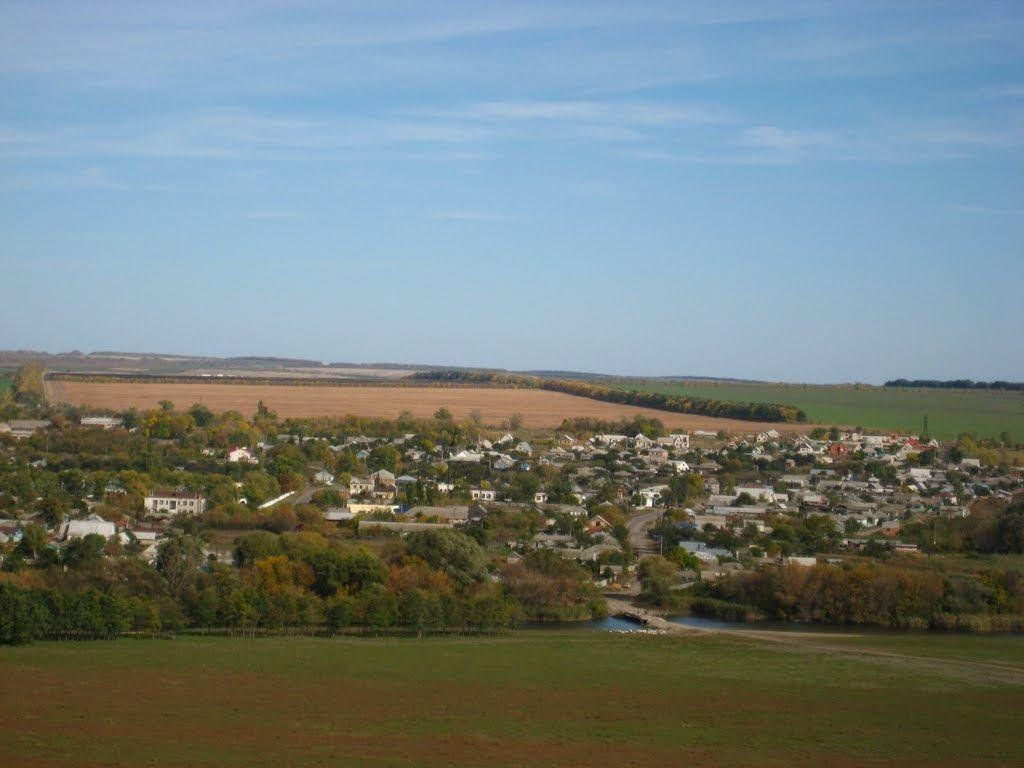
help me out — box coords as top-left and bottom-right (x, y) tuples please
(885, 379), (1024, 391)
(0, 526), (607, 645)
(408, 371), (808, 423)
(695, 560), (1024, 631)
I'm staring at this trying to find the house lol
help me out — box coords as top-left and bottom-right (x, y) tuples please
(646, 447), (670, 465)
(736, 484), (775, 503)
(691, 513), (729, 530)
(638, 485), (668, 507)
(533, 491), (548, 504)
(679, 540), (732, 564)
(349, 477), (373, 496)
(313, 469), (335, 485)
(370, 469), (396, 488)
(532, 532), (577, 549)
(129, 528), (160, 546)
(780, 474), (810, 488)
(227, 447), (258, 464)
(828, 443), (848, 460)
(633, 433), (654, 450)
(80, 416), (123, 429)
(784, 556), (819, 567)
(450, 450), (484, 463)
(407, 505), (470, 524)
(657, 433), (690, 450)
(357, 520), (453, 534)
(0, 419), (52, 439)
(514, 441), (533, 455)
(61, 514), (117, 541)
(471, 488), (496, 502)
(323, 507), (355, 523)
(347, 502), (400, 515)
(585, 514), (613, 534)
(879, 519), (901, 536)
(144, 490), (207, 517)
(493, 456), (516, 471)
(542, 504), (589, 518)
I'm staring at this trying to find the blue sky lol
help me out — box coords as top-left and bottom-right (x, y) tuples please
(1, 1), (1022, 383)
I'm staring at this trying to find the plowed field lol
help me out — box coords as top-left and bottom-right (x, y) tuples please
(45, 379), (813, 433)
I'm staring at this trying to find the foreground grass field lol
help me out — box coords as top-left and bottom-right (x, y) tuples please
(2, 632), (1022, 767)
(614, 380), (1024, 440)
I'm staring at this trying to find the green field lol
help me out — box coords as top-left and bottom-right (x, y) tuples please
(611, 380), (1024, 440)
(0, 373), (10, 395)
(2, 632), (1022, 767)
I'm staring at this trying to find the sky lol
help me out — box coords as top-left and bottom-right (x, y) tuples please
(1, 1), (1022, 384)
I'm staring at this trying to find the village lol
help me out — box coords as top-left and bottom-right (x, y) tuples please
(2, 407), (1020, 600)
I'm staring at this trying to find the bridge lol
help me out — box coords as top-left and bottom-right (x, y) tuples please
(605, 598), (700, 635)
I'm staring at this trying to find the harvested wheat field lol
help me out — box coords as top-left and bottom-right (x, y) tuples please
(45, 380), (813, 433)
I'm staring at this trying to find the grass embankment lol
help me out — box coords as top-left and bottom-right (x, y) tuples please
(612, 380), (1024, 440)
(1, 633), (1022, 767)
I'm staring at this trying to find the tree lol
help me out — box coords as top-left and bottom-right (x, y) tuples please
(242, 471), (280, 507)
(62, 534), (107, 567)
(156, 535), (205, 597)
(307, 547), (387, 597)
(405, 530), (488, 588)
(0, 585), (49, 644)
(12, 363), (45, 406)
(433, 407), (453, 422)
(17, 524), (48, 560)
(638, 556), (679, 606)
(325, 593), (359, 633)
(37, 492), (68, 528)
(359, 584), (398, 631)
(188, 403), (215, 427)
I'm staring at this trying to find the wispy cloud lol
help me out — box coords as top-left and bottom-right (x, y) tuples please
(950, 204), (1024, 216)
(1, 166), (131, 190)
(450, 99), (732, 126)
(244, 210), (305, 221)
(0, 110), (491, 160)
(738, 125), (833, 152)
(426, 210), (511, 222)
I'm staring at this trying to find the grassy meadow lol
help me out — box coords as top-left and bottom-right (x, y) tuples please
(2, 631), (1022, 767)
(612, 380), (1024, 440)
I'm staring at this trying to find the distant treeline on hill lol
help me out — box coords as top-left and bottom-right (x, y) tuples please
(407, 371), (807, 423)
(885, 379), (1024, 391)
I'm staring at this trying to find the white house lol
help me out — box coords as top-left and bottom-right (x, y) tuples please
(80, 416), (123, 429)
(633, 433), (654, 450)
(657, 433), (690, 450)
(144, 490), (207, 516)
(61, 514), (116, 541)
(314, 469), (335, 485)
(227, 447), (258, 464)
(470, 488), (496, 502)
